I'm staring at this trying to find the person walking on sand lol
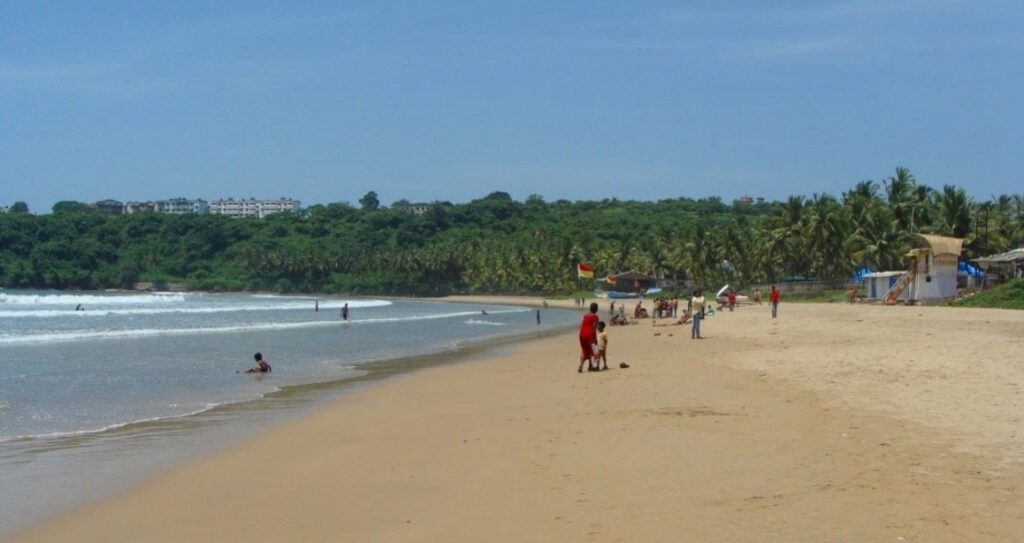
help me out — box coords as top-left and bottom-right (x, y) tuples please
(754, 288), (762, 305)
(769, 285), (780, 319)
(690, 290), (706, 339)
(577, 302), (600, 373)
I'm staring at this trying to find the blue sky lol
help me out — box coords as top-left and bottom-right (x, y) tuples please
(2, 1), (1021, 212)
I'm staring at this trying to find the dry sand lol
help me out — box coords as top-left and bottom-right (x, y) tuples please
(9, 302), (1023, 542)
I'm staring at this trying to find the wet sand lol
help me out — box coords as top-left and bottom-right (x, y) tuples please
(8, 302), (1023, 541)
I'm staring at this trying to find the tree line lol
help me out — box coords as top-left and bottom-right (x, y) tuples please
(1, 168), (1021, 295)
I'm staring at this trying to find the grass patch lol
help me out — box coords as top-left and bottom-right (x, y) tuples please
(953, 279), (1024, 310)
(784, 289), (853, 304)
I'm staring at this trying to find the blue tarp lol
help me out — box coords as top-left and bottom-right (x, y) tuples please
(959, 261), (984, 277)
(851, 267), (874, 283)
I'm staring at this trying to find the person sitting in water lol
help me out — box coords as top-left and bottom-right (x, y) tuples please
(246, 352), (272, 373)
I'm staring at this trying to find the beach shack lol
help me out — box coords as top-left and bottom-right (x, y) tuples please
(599, 270), (656, 298)
(973, 248), (1024, 286)
(875, 234), (964, 304)
(863, 271), (908, 301)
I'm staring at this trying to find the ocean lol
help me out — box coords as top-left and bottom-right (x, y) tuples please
(0, 290), (576, 534)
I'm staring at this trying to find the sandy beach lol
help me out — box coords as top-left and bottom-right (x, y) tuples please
(9, 301), (1023, 542)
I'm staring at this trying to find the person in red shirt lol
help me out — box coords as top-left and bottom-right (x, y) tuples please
(578, 302), (600, 373)
(727, 289), (737, 311)
(769, 285), (780, 318)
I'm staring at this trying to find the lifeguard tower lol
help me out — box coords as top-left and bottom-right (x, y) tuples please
(881, 234), (964, 305)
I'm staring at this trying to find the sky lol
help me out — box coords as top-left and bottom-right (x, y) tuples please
(1, 1), (1021, 213)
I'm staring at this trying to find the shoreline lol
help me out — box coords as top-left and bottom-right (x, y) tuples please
(0, 296), (576, 536)
(7, 302), (1024, 541)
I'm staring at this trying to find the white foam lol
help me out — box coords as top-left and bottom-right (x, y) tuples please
(0, 292), (188, 306)
(464, 319), (505, 326)
(0, 403), (226, 443)
(0, 308), (528, 345)
(0, 299), (392, 318)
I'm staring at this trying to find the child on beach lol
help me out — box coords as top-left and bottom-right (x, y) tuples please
(596, 321), (609, 371)
(245, 352), (272, 373)
(578, 302), (600, 373)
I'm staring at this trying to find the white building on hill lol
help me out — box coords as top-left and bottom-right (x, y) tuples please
(209, 198), (300, 219)
(157, 198), (208, 214)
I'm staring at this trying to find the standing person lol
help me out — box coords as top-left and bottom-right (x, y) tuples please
(596, 321), (609, 371)
(754, 288), (762, 305)
(577, 302), (600, 373)
(315, 300), (319, 312)
(341, 302), (349, 322)
(769, 286), (780, 319)
(727, 289), (737, 311)
(536, 310), (541, 325)
(690, 290), (706, 339)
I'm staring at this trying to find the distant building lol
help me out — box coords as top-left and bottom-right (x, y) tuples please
(124, 201), (158, 214)
(0, 206), (9, 214)
(392, 202), (433, 215)
(157, 198), (208, 215)
(93, 199), (125, 215)
(209, 198), (300, 219)
(736, 195), (754, 205)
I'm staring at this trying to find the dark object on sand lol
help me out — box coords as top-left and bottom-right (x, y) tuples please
(619, 362), (630, 369)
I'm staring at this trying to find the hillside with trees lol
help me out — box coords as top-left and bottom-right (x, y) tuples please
(1, 168), (1022, 295)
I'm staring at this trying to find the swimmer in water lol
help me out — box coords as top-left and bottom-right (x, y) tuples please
(245, 352), (272, 373)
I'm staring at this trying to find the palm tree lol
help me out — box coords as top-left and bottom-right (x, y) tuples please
(880, 166), (921, 230)
(845, 200), (912, 270)
(933, 185), (974, 239)
(802, 193), (849, 278)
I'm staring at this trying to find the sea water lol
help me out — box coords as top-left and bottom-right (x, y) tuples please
(0, 290), (576, 534)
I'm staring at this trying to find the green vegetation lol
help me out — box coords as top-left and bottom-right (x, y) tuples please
(784, 290), (853, 304)
(1, 169), (1022, 296)
(953, 279), (1024, 310)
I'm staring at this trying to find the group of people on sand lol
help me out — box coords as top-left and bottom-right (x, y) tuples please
(575, 286), (783, 370)
(652, 298), (679, 319)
